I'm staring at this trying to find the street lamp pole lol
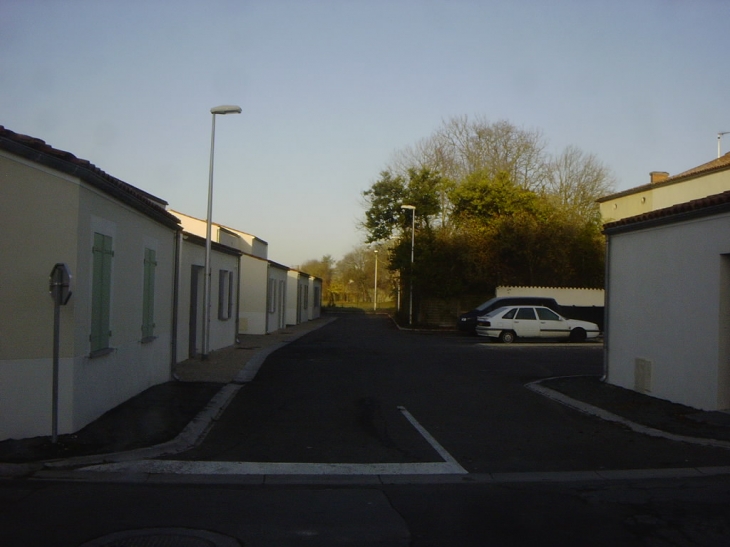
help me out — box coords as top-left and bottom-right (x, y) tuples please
(401, 204), (416, 325)
(203, 104), (241, 359)
(373, 249), (378, 312)
(719, 132), (729, 158)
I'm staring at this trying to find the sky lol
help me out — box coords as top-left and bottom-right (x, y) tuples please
(2, 1), (729, 267)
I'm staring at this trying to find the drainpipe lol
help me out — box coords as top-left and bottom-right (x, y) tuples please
(235, 257), (241, 342)
(171, 229), (183, 371)
(601, 236), (610, 382)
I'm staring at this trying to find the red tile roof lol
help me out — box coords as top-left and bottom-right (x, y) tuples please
(0, 125), (180, 229)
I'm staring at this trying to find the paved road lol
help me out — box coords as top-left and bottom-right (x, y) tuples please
(4, 313), (730, 546)
(162, 313), (730, 473)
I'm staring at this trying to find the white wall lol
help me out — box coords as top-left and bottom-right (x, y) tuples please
(606, 212), (730, 410)
(497, 286), (604, 306)
(267, 265), (288, 333)
(176, 236), (239, 361)
(238, 254), (268, 335)
(0, 151), (178, 439)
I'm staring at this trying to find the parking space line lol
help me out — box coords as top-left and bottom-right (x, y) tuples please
(397, 406), (468, 474)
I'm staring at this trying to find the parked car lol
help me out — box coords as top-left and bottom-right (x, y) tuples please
(475, 305), (600, 343)
(458, 296), (561, 333)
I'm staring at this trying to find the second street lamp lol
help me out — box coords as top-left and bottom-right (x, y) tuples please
(203, 104), (241, 359)
(401, 204), (415, 325)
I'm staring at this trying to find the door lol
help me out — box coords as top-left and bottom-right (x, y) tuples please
(189, 265), (205, 358)
(512, 307), (540, 338)
(536, 306), (570, 338)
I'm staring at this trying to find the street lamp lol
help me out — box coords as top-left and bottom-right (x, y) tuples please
(373, 249), (378, 312)
(401, 204), (416, 325)
(203, 104), (241, 359)
(719, 132), (729, 158)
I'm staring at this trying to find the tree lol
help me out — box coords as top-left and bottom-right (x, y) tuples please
(361, 167), (443, 244)
(300, 255), (336, 297)
(389, 116), (549, 192)
(543, 145), (616, 222)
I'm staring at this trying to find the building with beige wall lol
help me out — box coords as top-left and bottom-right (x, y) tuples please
(598, 153), (730, 222)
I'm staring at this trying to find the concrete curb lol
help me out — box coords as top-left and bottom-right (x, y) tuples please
(526, 378), (730, 451)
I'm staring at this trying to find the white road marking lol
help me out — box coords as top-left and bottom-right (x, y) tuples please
(78, 460), (464, 475)
(78, 406), (467, 476)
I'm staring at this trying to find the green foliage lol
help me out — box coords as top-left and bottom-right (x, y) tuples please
(362, 167), (444, 243)
(357, 116), (612, 322)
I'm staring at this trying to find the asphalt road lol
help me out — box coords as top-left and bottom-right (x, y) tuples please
(3, 313), (730, 546)
(168, 313), (730, 473)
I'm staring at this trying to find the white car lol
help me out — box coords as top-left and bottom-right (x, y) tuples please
(475, 305), (600, 343)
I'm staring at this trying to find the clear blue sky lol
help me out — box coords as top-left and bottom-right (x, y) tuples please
(2, 1), (729, 266)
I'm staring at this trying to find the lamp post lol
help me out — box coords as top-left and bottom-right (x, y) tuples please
(203, 104), (241, 359)
(373, 249), (378, 311)
(719, 132), (729, 158)
(401, 204), (415, 325)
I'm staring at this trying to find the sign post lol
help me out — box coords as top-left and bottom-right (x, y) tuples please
(49, 263), (72, 443)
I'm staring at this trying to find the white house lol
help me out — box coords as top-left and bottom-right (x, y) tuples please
(171, 210), (276, 335)
(286, 270), (310, 325)
(266, 261), (289, 333)
(604, 189), (730, 410)
(175, 232), (241, 361)
(0, 125), (181, 440)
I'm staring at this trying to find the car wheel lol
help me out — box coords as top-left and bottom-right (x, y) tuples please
(499, 330), (516, 344)
(569, 328), (587, 342)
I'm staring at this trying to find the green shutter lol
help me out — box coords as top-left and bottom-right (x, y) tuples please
(91, 233), (113, 352)
(142, 248), (156, 339)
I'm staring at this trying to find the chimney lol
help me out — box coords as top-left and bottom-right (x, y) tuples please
(650, 171), (669, 184)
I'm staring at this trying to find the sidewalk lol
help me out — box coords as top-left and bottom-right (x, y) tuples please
(2, 317), (730, 472)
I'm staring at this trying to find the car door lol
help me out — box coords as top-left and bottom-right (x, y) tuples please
(535, 306), (570, 338)
(512, 306), (540, 338)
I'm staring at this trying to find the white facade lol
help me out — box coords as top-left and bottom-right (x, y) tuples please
(176, 233), (240, 361)
(170, 210), (268, 259)
(605, 198), (730, 410)
(0, 132), (180, 440)
(238, 254), (269, 335)
(497, 286), (604, 307)
(286, 270), (309, 325)
(266, 262), (289, 333)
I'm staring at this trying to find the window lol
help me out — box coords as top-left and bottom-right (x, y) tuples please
(303, 284), (309, 309)
(515, 307), (537, 320)
(142, 248), (156, 340)
(218, 270), (234, 320)
(314, 286), (321, 308)
(536, 307), (560, 321)
(503, 308), (517, 319)
(90, 232), (113, 353)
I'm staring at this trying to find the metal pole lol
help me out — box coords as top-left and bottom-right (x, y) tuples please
(373, 250), (378, 311)
(51, 287), (60, 443)
(409, 209), (415, 325)
(203, 113), (216, 359)
(719, 132), (729, 158)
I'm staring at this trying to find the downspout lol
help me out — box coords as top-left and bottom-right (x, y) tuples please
(235, 255), (241, 343)
(601, 235), (610, 382)
(171, 229), (182, 372)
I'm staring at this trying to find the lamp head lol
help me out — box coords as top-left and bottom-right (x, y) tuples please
(211, 105), (242, 115)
